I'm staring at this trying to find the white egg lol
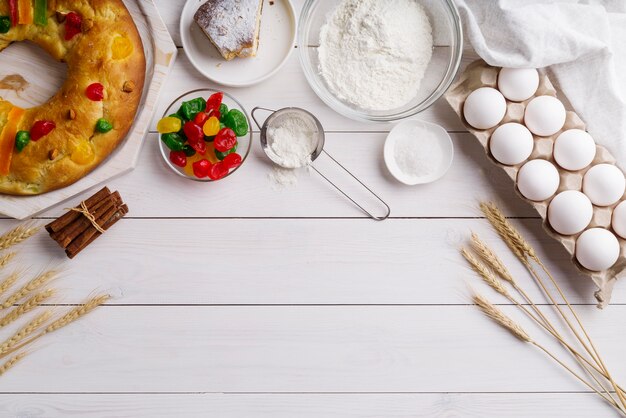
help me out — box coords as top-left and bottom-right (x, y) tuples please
(575, 228), (620, 271)
(498, 68), (539, 102)
(463, 87), (507, 130)
(582, 164), (625, 207)
(524, 96), (566, 136)
(612, 201), (626, 239)
(517, 159), (560, 201)
(547, 191), (593, 235)
(489, 123), (534, 166)
(553, 129), (596, 171)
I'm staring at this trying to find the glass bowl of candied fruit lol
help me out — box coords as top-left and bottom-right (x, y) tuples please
(157, 89), (252, 181)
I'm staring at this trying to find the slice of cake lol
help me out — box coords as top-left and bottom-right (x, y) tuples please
(194, 0), (264, 61)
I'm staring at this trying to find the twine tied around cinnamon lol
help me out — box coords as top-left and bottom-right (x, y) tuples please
(65, 201), (106, 234)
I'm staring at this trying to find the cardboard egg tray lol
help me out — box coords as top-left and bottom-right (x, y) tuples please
(445, 59), (626, 308)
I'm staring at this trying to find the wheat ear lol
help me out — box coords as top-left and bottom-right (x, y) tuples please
(0, 270), (20, 299)
(480, 202), (626, 410)
(0, 351), (27, 376)
(0, 289), (54, 327)
(0, 311), (52, 356)
(0, 223), (40, 251)
(461, 248), (509, 297)
(470, 233), (515, 284)
(2, 295), (110, 358)
(472, 293), (624, 413)
(479, 202), (535, 259)
(0, 252), (16, 270)
(44, 294), (110, 334)
(1, 270), (56, 309)
(464, 246), (623, 402)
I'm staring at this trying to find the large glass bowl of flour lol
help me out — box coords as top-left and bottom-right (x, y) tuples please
(298, 0), (463, 122)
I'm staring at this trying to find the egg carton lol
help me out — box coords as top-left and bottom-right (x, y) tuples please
(445, 60), (626, 308)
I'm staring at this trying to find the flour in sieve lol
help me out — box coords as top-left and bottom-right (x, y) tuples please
(267, 114), (318, 169)
(318, 0), (433, 111)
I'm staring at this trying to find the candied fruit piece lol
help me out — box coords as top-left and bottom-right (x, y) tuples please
(112, 35), (133, 60)
(71, 141), (95, 164)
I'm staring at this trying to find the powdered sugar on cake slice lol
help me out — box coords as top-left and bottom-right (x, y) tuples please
(194, 0), (264, 60)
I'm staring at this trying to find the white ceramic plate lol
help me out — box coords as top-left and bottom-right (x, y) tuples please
(180, 0), (297, 87)
(384, 120), (454, 185)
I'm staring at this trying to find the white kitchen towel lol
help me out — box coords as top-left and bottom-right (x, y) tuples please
(454, 0), (626, 166)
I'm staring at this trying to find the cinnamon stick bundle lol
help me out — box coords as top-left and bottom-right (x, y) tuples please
(45, 187), (128, 258)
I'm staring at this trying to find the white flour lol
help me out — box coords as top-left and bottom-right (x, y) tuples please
(266, 112), (319, 188)
(394, 127), (443, 180)
(267, 114), (318, 169)
(318, 0), (433, 111)
(268, 166), (300, 190)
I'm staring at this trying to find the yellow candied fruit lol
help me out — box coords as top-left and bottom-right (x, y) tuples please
(182, 145), (218, 176)
(112, 34), (133, 60)
(71, 141), (95, 165)
(202, 117), (220, 137)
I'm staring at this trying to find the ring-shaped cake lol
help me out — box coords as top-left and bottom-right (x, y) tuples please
(0, 0), (146, 195)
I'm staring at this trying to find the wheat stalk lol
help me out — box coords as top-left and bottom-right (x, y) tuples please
(0, 270), (20, 299)
(44, 294), (110, 334)
(470, 233), (515, 284)
(472, 293), (625, 413)
(479, 202), (535, 259)
(0, 311), (52, 356)
(0, 289), (54, 327)
(463, 244), (624, 401)
(0, 223), (40, 251)
(0, 252), (15, 270)
(461, 248), (509, 297)
(480, 202), (626, 410)
(2, 295), (110, 359)
(473, 294), (530, 341)
(1, 270), (56, 309)
(0, 351), (27, 376)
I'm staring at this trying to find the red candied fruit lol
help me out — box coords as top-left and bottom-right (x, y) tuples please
(214, 128), (237, 152)
(206, 92), (223, 113)
(192, 159), (210, 178)
(208, 162), (229, 180)
(169, 151), (187, 168)
(86, 83), (105, 101)
(30, 120), (56, 141)
(222, 153), (242, 169)
(64, 12), (82, 41)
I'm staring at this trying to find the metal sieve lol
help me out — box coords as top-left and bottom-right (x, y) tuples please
(252, 107), (391, 221)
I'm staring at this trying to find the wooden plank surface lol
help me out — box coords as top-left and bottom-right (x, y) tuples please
(0, 218), (606, 305)
(0, 306), (623, 393)
(0, 0), (621, 416)
(0, 393), (616, 417)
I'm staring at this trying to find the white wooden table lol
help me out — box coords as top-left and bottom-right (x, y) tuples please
(0, 1), (624, 416)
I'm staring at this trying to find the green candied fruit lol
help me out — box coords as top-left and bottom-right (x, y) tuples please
(95, 118), (113, 133)
(182, 144), (196, 157)
(177, 97), (206, 121)
(161, 132), (185, 152)
(15, 131), (30, 152)
(223, 109), (248, 137)
(218, 103), (228, 119)
(215, 142), (238, 161)
(0, 17), (10, 34)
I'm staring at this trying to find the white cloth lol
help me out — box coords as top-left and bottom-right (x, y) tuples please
(454, 0), (626, 166)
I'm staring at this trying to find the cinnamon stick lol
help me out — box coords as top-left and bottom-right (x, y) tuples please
(65, 204), (128, 259)
(51, 192), (121, 248)
(45, 187), (110, 233)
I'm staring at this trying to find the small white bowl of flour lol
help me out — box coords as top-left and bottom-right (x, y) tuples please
(384, 120), (454, 185)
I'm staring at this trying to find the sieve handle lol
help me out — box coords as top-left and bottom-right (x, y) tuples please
(311, 150), (391, 221)
(251, 107), (277, 130)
